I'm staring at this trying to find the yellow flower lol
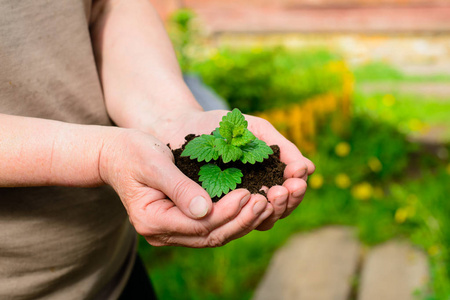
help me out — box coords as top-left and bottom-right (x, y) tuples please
(309, 174), (324, 189)
(335, 173), (351, 189)
(368, 157), (382, 173)
(335, 142), (351, 157)
(395, 207), (408, 224)
(382, 94), (396, 107)
(408, 118), (423, 132)
(428, 245), (440, 256)
(351, 182), (373, 200)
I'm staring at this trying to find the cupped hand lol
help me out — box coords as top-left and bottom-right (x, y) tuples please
(99, 129), (274, 247)
(155, 109), (315, 231)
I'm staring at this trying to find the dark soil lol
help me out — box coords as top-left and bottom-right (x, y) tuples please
(171, 134), (286, 202)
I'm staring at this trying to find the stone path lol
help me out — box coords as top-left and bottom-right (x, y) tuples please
(253, 226), (429, 300)
(358, 241), (429, 300)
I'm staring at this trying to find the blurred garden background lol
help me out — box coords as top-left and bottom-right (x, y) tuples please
(139, 1), (450, 299)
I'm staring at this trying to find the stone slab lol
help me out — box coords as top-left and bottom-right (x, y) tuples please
(358, 240), (429, 300)
(253, 226), (361, 300)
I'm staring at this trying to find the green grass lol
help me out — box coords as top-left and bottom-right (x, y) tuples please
(352, 61), (450, 83)
(353, 92), (450, 142)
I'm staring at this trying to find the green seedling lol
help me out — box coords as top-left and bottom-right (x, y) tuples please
(181, 108), (273, 198)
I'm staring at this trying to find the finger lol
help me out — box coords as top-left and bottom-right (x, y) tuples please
(284, 160), (309, 180)
(145, 157), (213, 219)
(256, 185), (289, 231)
(135, 189), (251, 238)
(281, 178), (307, 219)
(247, 116), (315, 173)
(161, 194), (274, 247)
(304, 157), (316, 175)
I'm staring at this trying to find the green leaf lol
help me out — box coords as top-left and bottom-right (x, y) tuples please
(214, 138), (243, 163)
(199, 164), (243, 198)
(212, 127), (223, 139)
(230, 129), (255, 147)
(218, 120), (234, 141)
(240, 139), (274, 164)
(181, 134), (219, 162)
(221, 108), (248, 128)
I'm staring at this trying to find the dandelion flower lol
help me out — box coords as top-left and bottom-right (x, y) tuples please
(351, 182), (373, 200)
(335, 142), (351, 157)
(335, 173), (351, 189)
(309, 174), (324, 189)
(395, 208), (408, 224)
(428, 245), (440, 256)
(382, 94), (396, 107)
(368, 157), (382, 173)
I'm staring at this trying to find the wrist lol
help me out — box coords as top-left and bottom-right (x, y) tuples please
(97, 126), (131, 188)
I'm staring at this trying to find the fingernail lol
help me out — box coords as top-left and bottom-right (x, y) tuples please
(253, 200), (267, 215)
(292, 189), (304, 198)
(240, 193), (251, 208)
(189, 196), (209, 218)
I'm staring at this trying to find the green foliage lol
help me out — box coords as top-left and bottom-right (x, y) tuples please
(180, 134), (219, 162)
(241, 139), (275, 164)
(353, 92), (450, 142)
(198, 164), (243, 198)
(213, 138), (243, 163)
(353, 61), (450, 83)
(167, 9), (200, 72)
(181, 109), (273, 197)
(191, 48), (347, 113)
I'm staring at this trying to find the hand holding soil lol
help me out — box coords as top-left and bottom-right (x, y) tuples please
(98, 128), (274, 247)
(157, 109), (315, 232)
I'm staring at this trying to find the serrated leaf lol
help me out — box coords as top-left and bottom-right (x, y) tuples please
(221, 108), (248, 128)
(214, 138), (243, 163)
(212, 128), (223, 139)
(199, 164), (243, 198)
(240, 138), (273, 164)
(218, 120), (234, 141)
(232, 125), (245, 137)
(230, 128), (255, 147)
(181, 134), (219, 162)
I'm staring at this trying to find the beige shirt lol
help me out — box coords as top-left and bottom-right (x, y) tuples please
(0, 0), (136, 299)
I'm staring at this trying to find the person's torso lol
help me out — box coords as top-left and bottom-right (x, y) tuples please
(0, 1), (135, 299)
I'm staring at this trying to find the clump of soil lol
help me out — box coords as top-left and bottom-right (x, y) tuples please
(172, 134), (286, 202)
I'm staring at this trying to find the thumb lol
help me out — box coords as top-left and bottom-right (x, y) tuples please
(150, 160), (212, 219)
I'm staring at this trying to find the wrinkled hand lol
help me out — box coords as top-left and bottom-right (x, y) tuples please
(156, 109), (315, 231)
(99, 129), (274, 247)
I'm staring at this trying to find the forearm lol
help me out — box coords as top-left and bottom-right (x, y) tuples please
(0, 114), (115, 187)
(90, 0), (202, 139)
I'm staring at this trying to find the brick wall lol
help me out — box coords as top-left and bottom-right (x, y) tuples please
(183, 0), (447, 7)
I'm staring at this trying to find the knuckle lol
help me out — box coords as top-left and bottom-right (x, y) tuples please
(206, 233), (227, 248)
(236, 215), (255, 231)
(146, 234), (173, 247)
(193, 222), (211, 237)
(172, 178), (193, 201)
(132, 222), (151, 237)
